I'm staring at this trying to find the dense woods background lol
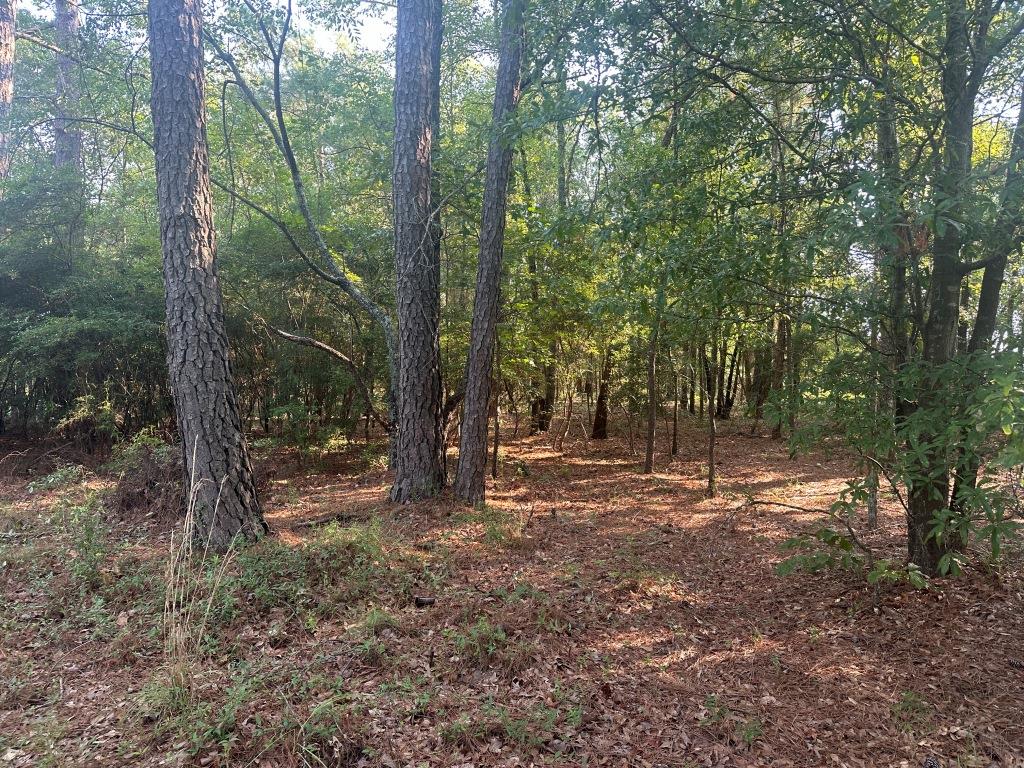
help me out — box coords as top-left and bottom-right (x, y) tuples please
(1, 0), (1024, 762)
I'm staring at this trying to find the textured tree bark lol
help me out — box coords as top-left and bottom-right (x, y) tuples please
(390, 0), (444, 502)
(148, 0), (266, 551)
(907, 0), (975, 574)
(0, 0), (13, 185)
(54, 0), (85, 268)
(591, 347), (612, 439)
(54, 0), (82, 171)
(453, 0), (525, 504)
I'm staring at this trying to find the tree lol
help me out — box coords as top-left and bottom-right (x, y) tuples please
(53, 0), (81, 171)
(0, 0), (13, 184)
(454, 0), (526, 504)
(390, 0), (445, 502)
(147, 0), (267, 550)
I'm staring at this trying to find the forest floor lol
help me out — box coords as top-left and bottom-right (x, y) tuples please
(1, 420), (1022, 768)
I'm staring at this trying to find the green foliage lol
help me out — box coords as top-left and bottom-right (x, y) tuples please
(446, 616), (509, 666)
(56, 493), (107, 591)
(27, 464), (87, 494)
(775, 527), (861, 576)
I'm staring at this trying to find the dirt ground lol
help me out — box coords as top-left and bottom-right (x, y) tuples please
(1, 420), (1022, 768)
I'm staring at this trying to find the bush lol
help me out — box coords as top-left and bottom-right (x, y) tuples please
(109, 429), (183, 518)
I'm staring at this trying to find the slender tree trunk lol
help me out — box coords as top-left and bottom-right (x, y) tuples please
(643, 324), (658, 474)
(967, 81), (1024, 355)
(540, 343), (556, 431)
(688, 356), (696, 414)
(491, 383), (500, 479)
(769, 314), (787, 438)
(704, 342), (718, 498)
(671, 366), (679, 457)
(643, 275), (666, 474)
(390, 0), (444, 502)
(517, 148), (546, 436)
(148, 0), (266, 550)
(0, 0), (13, 186)
(454, 0), (525, 504)
(591, 346), (612, 439)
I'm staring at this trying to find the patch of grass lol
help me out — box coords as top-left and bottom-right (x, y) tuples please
(361, 606), (398, 636)
(440, 697), (584, 752)
(440, 713), (479, 748)
(139, 662), (259, 758)
(462, 503), (531, 548)
(298, 697), (367, 767)
(737, 717), (763, 746)
(891, 690), (932, 733)
(699, 694), (731, 727)
(228, 520), (411, 619)
(353, 636), (389, 666)
(447, 616), (508, 666)
(0, 660), (52, 709)
(55, 492), (107, 591)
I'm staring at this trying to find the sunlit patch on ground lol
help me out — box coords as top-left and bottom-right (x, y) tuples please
(1, 421), (1022, 766)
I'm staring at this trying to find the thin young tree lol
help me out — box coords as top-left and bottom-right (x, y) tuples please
(147, 0), (266, 550)
(390, 0), (445, 502)
(454, 0), (526, 504)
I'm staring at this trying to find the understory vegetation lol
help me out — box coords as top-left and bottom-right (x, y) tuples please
(2, 0), (1024, 763)
(2, 425), (1022, 766)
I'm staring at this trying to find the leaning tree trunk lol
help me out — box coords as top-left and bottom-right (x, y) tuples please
(591, 346), (612, 439)
(148, 0), (266, 551)
(390, 0), (444, 502)
(0, 0), (13, 186)
(453, 0), (525, 504)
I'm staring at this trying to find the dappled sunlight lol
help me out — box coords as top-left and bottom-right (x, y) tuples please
(3, 422), (1022, 766)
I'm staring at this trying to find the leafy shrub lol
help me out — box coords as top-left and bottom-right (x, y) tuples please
(55, 493), (106, 590)
(27, 463), (87, 493)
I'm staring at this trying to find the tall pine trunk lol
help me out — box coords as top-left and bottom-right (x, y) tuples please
(454, 0), (525, 504)
(0, 0), (13, 186)
(148, 0), (266, 551)
(390, 0), (445, 502)
(54, 0), (84, 267)
(54, 0), (82, 171)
